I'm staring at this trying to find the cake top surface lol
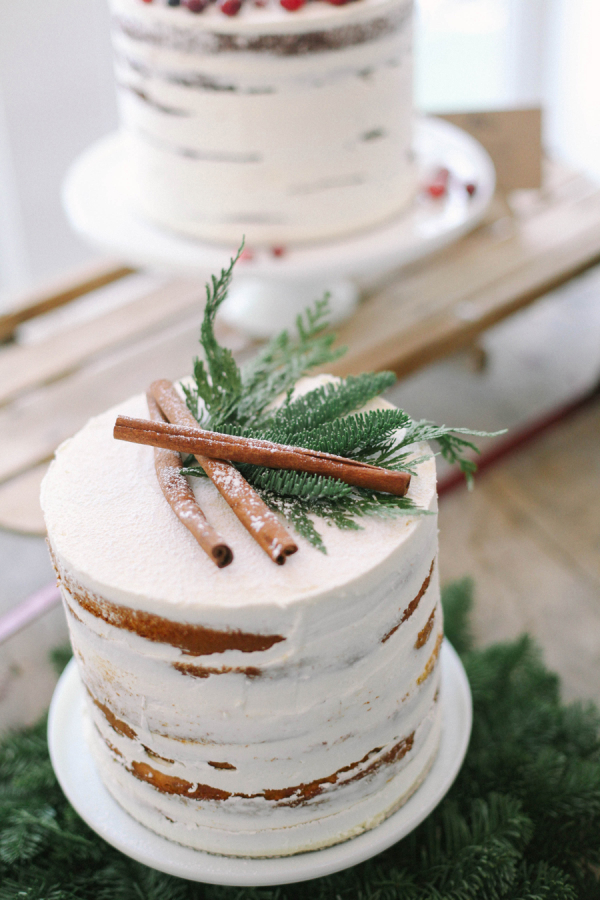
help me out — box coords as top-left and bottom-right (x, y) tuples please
(41, 379), (436, 614)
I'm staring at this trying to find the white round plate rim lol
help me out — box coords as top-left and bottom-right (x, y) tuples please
(48, 641), (472, 887)
(62, 117), (495, 282)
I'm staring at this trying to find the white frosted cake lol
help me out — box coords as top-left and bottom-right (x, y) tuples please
(109, 0), (415, 246)
(42, 380), (442, 858)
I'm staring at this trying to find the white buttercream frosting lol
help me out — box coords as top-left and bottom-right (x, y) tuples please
(41, 379), (443, 856)
(108, 0), (415, 245)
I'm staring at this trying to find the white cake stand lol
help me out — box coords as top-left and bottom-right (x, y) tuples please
(63, 118), (495, 338)
(48, 641), (472, 887)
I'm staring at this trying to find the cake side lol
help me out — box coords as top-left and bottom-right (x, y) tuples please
(108, 0), (415, 245)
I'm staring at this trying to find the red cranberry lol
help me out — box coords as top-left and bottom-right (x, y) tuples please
(426, 182), (446, 199)
(141, 0), (153, 4)
(324, 0), (350, 6)
(425, 168), (450, 199)
(271, 245), (286, 257)
(184, 0), (208, 9)
(220, 0), (242, 14)
(465, 182), (477, 197)
(281, 0), (306, 9)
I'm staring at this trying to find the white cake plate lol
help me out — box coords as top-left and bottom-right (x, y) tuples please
(63, 118), (495, 338)
(48, 641), (472, 887)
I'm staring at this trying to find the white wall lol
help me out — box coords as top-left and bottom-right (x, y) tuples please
(0, 0), (118, 304)
(543, 0), (600, 182)
(415, 0), (546, 113)
(0, 91), (29, 295)
(415, 0), (600, 185)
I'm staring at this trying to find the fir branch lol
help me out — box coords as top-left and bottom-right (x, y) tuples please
(240, 466), (354, 501)
(255, 486), (425, 554)
(260, 409), (413, 461)
(233, 299), (345, 428)
(398, 422), (505, 489)
(185, 459), (426, 552)
(259, 372), (398, 433)
(180, 257), (502, 547)
(253, 491), (328, 554)
(513, 862), (578, 900)
(184, 246), (244, 425)
(441, 577), (475, 655)
(50, 646), (73, 677)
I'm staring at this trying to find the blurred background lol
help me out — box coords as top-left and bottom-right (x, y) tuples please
(1, 0), (600, 730)
(2, 0), (600, 298)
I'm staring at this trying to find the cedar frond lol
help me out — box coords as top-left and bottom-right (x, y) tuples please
(181, 259), (502, 549)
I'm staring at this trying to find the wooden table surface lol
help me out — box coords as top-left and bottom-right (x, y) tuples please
(2, 160), (600, 537)
(439, 395), (600, 704)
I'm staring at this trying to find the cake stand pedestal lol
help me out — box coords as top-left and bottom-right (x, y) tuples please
(63, 118), (495, 338)
(48, 641), (472, 887)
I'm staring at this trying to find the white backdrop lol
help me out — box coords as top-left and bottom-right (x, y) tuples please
(0, 0), (117, 302)
(543, 0), (600, 186)
(416, 0), (546, 113)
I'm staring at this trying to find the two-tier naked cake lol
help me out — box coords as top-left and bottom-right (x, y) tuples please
(42, 381), (442, 857)
(109, 0), (415, 245)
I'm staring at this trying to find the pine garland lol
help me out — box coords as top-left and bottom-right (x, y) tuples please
(2, 580), (600, 899)
(180, 252), (500, 551)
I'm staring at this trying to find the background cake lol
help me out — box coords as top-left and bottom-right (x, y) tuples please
(41, 381), (443, 858)
(108, 0), (415, 246)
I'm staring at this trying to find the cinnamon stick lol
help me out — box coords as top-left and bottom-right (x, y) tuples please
(148, 380), (298, 565)
(114, 415), (412, 497)
(146, 394), (233, 568)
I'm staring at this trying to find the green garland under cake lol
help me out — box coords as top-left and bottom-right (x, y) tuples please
(180, 251), (495, 551)
(2, 581), (600, 899)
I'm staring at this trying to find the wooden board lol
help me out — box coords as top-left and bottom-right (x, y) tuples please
(329, 166), (600, 378)
(0, 259), (134, 342)
(439, 400), (600, 704)
(2, 160), (600, 535)
(0, 278), (205, 407)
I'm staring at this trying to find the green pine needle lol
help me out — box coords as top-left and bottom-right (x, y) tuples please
(181, 250), (503, 549)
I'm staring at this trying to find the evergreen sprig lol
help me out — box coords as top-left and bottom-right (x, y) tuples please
(182, 249), (243, 427)
(181, 251), (501, 550)
(3, 581), (600, 899)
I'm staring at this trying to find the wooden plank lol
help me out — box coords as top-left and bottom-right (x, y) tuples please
(0, 311), (207, 485)
(0, 464), (49, 535)
(0, 259), (134, 342)
(342, 225), (600, 380)
(438, 399), (600, 704)
(0, 599), (68, 732)
(0, 278), (205, 407)
(487, 402), (600, 588)
(330, 174), (600, 377)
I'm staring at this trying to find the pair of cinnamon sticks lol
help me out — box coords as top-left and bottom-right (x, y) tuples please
(142, 380), (297, 567)
(116, 380), (411, 568)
